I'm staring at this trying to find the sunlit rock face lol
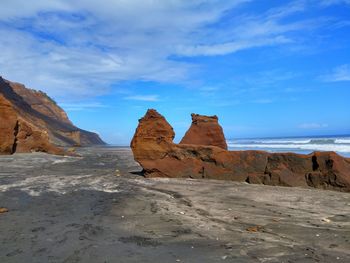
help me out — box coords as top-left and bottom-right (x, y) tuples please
(180, 113), (227, 150)
(131, 109), (350, 192)
(0, 77), (105, 155)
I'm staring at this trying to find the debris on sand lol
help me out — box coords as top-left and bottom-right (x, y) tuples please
(0, 207), (9, 213)
(246, 225), (263, 232)
(67, 147), (76, 153)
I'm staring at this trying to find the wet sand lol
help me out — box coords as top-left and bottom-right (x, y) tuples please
(0, 147), (350, 263)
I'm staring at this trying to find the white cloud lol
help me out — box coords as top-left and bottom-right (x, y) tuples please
(124, 95), (159, 102)
(1, 1), (246, 100)
(298, 123), (329, 129)
(320, 0), (350, 6)
(320, 64), (350, 82)
(0, 0), (70, 20)
(0, 0), (338, 101)
(175, 0), (320, 57)
(176, 36), (292, 56)
(266, 0), (306, 19)
(58, 102), (109, 111)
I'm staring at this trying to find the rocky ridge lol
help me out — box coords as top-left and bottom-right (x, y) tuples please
(0, 77), (105, 155)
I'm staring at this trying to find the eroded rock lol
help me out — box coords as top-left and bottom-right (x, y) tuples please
(131, 109), (350, 192)
(180, 113), (227, 150)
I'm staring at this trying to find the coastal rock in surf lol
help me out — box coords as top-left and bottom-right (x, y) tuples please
(180, 113), (227, 150)
(130, 109), (350, 192)
(0, 76), (105, 155)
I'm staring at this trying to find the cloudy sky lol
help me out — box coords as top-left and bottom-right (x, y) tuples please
(1, 0), (349, 144)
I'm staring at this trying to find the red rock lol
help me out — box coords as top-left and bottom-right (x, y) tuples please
(246, 225), (263, 232)
(0, 207), (9, 213)
(0, 94), (18, 154)
(180, 114), (227, 150)
(130, 109), (175, 161)
(131, 109), (350, 192)
(0, 76), (105, 155)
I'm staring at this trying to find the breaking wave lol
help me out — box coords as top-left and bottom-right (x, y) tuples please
(227, 136), (350, 155)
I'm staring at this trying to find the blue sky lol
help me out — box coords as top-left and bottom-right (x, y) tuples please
(0, 0), (349, 144)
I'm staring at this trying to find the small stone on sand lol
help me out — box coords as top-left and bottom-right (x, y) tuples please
(246, 225), (263, 232)
(0, 207), (9, 213)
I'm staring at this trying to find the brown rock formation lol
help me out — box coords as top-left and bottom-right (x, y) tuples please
(0, 207), (9, 214)
(180, 113), (227, 150)
(0, 76), (105, 155)
(131, 109), (350, 192)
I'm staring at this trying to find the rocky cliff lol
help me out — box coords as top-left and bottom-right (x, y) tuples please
(0, 77), (105, 155)
(131, 109), (350, 192)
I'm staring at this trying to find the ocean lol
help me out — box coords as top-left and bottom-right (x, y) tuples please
(227, 135), (350, 157)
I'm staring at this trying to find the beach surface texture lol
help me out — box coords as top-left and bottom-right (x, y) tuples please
(1, 147), (350, 262)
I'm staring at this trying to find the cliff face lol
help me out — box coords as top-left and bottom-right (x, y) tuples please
(131, 109), (350, 192)
(8, 81), (73, 125)
(0, 77), (105, 155)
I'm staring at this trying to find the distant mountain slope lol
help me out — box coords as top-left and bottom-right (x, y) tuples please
(0, 76), (105, 154)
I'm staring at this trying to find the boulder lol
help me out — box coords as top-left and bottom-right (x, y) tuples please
(131, 109), (350, 192)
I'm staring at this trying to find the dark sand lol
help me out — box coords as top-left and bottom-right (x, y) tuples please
(0, 147), (350, 263)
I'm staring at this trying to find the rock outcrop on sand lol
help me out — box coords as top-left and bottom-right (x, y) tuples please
(180, 113), (227, 150)
(131, 109), (350, 192)
(0, 77), (105, 155)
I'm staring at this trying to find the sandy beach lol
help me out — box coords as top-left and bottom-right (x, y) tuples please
(2, 1), (350, 262)
(0, 147), (349, 263)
